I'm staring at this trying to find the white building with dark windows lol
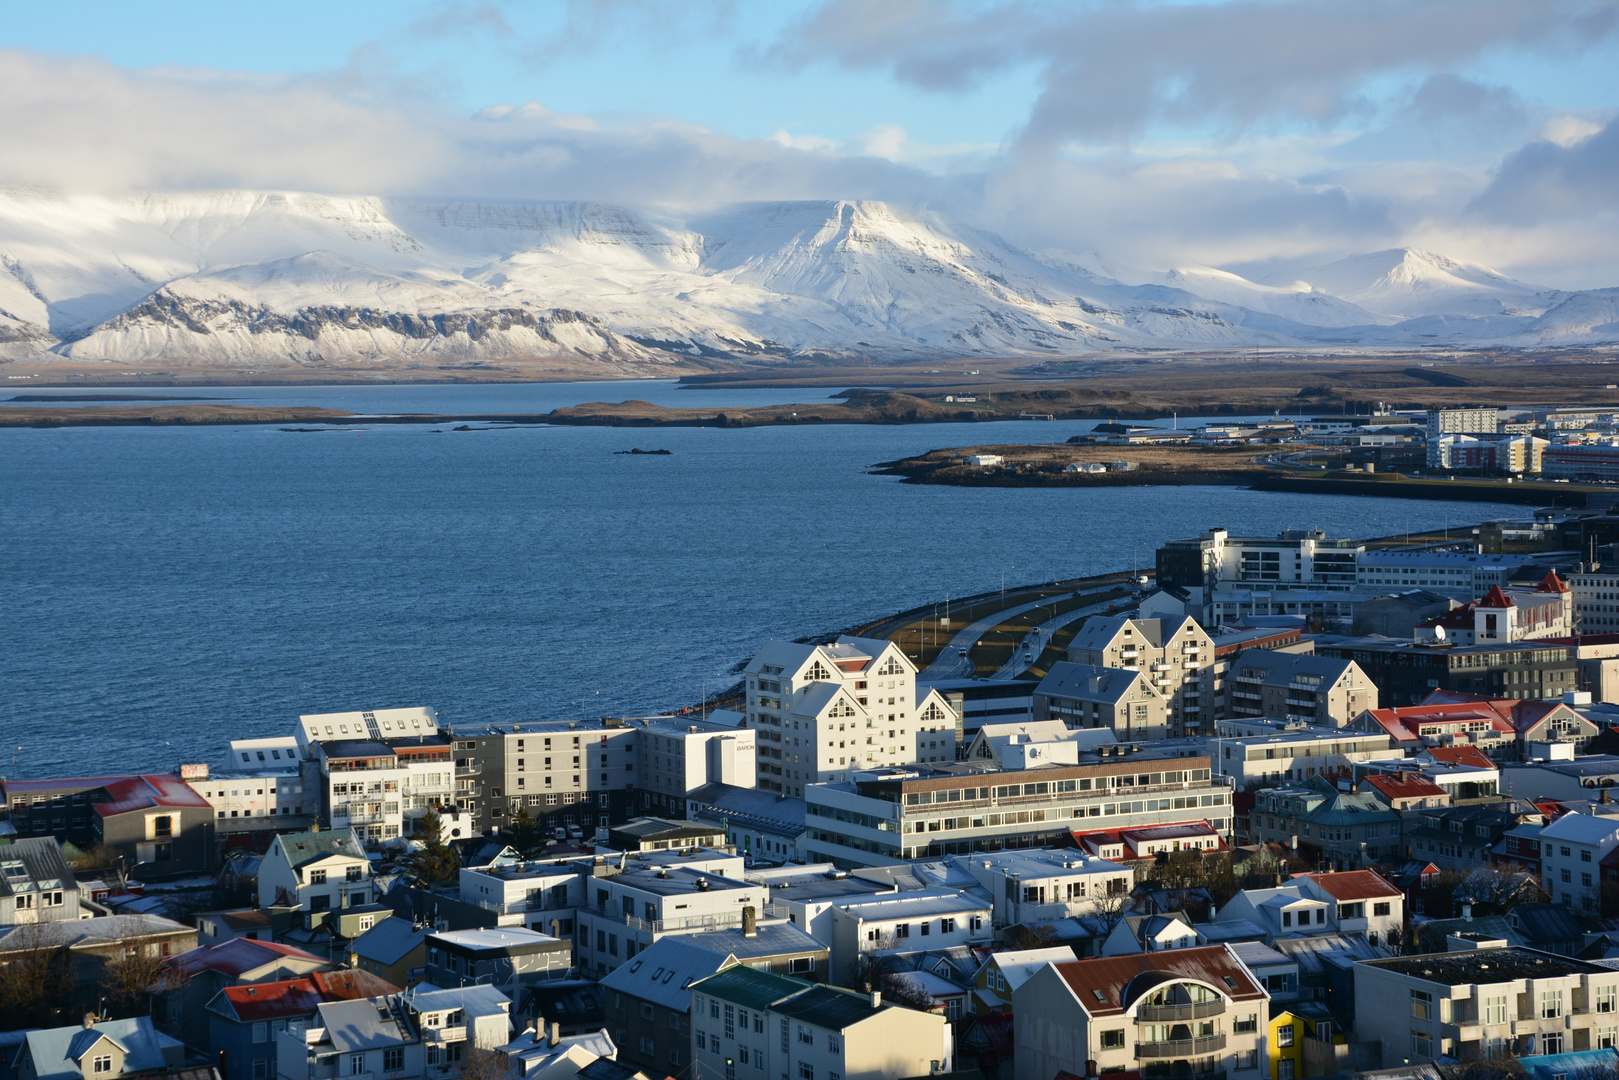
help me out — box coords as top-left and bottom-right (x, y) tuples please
(635, 716), (757, 818)
(744, 638), (957, 797)
(295, 708), (454, 843)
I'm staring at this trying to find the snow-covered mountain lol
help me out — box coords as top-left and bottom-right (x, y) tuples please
(0, 188), (1613, 367)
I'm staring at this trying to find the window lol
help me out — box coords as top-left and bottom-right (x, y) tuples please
(1412, 1031), (1432, 1058)
(253, 1022), (269, 1044)
(1543, 989), (1565, 1018)
(385, 1049), (403, 1072)
(799, 1068), (814, 1080)
(253, 1061), (268, 1080)
(669, 1050), (683, 1067)
(350, 1055), (366, 1076)
(1600, 986), (1618, 1014)
(1099, 1030), (1125, 1050)
(311, 869), (328, 885)
(1234, 1014), (1258, 1035)
(671, 1012), (683, 1030)
(641, 1003), (655, 1020)
(1373, 902), (1391, 917)
(828, 1036), (841, 1053)
(1543, 1031), (1564, 1055)
(93, 1058), (112, 1075)
(798, 1028), (813, 1046)
(1599, 1027), (1618, 1050)
(1278, 1062), (1294, 1080)
(1277, 1025), (1295, 1047)
(1411, 990), (1433, 1020)
(697, 1032), (708, 1050)
(1485, 995), (1508, 1024)
(640, 1038), (656, 1055)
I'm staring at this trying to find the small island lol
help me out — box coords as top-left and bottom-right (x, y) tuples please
(614, 448), (673, 455)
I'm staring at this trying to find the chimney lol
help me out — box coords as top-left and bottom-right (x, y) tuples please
(1085, 1061), (1100, 1080)
(82, 1013), (97, 1030)
(1462, 903), (1473, 922)
(743, 906), (757, 938)
(870, 991), (882, 1008)
(1604, 788), (1611, 806)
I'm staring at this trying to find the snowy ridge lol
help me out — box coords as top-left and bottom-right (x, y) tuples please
(0, 188), (1615, 366)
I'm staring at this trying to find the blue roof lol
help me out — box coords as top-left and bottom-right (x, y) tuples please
(350, 917), (429, 965)
(1521, 1048), (1619, 1080)
(24, 1019), (180, 1080)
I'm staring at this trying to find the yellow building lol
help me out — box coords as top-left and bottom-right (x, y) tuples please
(1268, 1003), (1347, 1080)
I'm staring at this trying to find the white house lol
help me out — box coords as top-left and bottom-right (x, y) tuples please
(258, 828), (373, 912)
(828, 889), (992, 986)
(1539, 812), (1619, 915)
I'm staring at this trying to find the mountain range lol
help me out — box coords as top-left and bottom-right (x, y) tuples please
(2, 189), (1616, 369)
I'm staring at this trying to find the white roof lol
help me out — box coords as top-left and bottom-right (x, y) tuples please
(1540, 813), (1619, 845)
(990, 946), (1077, 990)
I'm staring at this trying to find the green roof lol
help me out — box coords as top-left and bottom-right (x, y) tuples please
(275, 828), (366, 869)
(689, 965), (810, 1010)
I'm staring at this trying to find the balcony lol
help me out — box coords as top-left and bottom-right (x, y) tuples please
(1136, 1034), (1226, 1059)
(455, 763), (483, 776)
(1137, 1001), (1225, 1023)
(425, 1026), (466, 1044)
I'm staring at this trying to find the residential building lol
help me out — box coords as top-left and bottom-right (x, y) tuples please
(444, 718), (639, 840)
(158, 938), (333, 1052)
(747, 865), (905, 947)
(1032, 663), (1169, 741)
(1072, 822), (1228, 865)
(457, 857), (585, 937)
(257, 829), (373, 913)
(572, 857), (764, 977)
(1544, 443), (1619, 481)
(495, 1026), (617, 1080)
(1099, 912), (1201, 957)
(742, 636), (958, 796)
(1215, 870), (1403, 947)
(14, 1018), (187, 1080)
(1415, 577), (1574, 647)
(1066, 616), (1218, 736)
(1360, 690), (1597, 760)
(348, 918), (431, 988)
(425, 927), (572, 994)
(962, 721), (1117, 767)
(689, 965), (954, 1080)
(1156, 528), (1362, 597)
(606, 818), (728, 853)
(1539, 813), (1619, 915)
(0, 775), (132, 846)
(1011, 945), (1270, 1080)
(1268, 1002), (1352, 1080)
(1358, 773), (1451, 811)
(671, 920), (829, 981)
(1212, 729), (1399, 790)
(953, 848), (1134, 927)
(601, 936), (725, 1078)
(0, 913), (198, 1013)
(1313, 635), (1578, 707)
(1566, 569), (1619, 634)
(0, 836), (79, 925)
(192, 760), (313, 839)
(204, 970), (400, 1080)
(1403, 802), (1542, 874)
(685, 783), (806, 864)
(1225, 651), (1378, 727)
(91, 774), (218, 876)
(634, 717), (757, 818)
(294, 708), (455, 844)
(827, 890), (992, 985)
(1427, 408), (1499, 466)
(918, 678), (1034, 737)
(1354, 947), (1619, 1065)
(801, 752), (1232, 868)
(968, 946), (1075, 1015)
(195, 909), (288, 948)
(276, 985), (513, 1080)
(1248, 779), (1404, 869)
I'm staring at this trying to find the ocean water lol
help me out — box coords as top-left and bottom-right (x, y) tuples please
(0, 380), (1516, 776)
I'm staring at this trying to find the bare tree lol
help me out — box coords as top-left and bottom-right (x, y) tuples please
(456, 1046), (515, 1080)
(102, 936), (186, 1016)
(1091, 890), (1133, 934)
(0, 924), (75, 1026)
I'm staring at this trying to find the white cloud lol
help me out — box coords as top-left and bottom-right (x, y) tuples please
(770, 129), (844, 153)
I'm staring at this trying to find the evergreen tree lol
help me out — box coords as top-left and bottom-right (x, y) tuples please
(408, 806), (461, 887)
(507, 805), (544, 858)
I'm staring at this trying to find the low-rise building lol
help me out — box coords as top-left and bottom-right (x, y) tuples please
(686, 783), (806, 864)
(954, 848), (1133, 926)
(572, 859), (764, 978)
(0, 836), (79, 926)
(828, 890), (991, 986)
(1539, 812), (1619, 915)
(1214, 870), (1403, 947)
(634, 716), (757, 819)
(1011, 945), (1270, 1080)
(1248, 779), (1404, 869)
(606, 818), (728, 853)
(1358, 772), (1451, 811)
(0, 912), (198, 1014)
(257, 829), (373, 913)
(90, 774), (217, 876)
(348, 918), (430, 988)
(1032, 663), (1169, 741)
(968, 946), (1075, 1015)
(158, 938), (334, 1052)
(1354, 947), (1619, 1066)
(193, 763), (312, 838)
(425, 927), (572, 995)
(14, 1018), (188, 1080)
(204, 970), (400, 1080)
(1213, 729), (1399, 790)
(1403, 802), (1541, 874)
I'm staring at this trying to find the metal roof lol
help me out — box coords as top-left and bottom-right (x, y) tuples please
(600, 937), (735, 1011)
(689, 965), (811, 1011)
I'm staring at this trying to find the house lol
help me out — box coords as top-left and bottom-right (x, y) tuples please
(1267, 1001), (1353, 1080)
(572, 857), (764, 978)
(670, 920), (829, 982)
(1071, 822), (1227, 865)
(600, 936), (730, 1078)
(1403, 802), (1542, 874)
(1031, 663), (1169, 742)
(195, 909), (283, 948)
(828, 890), (992, 987)
(156, 938), (332, 1052)
(688, 965), (954, 1080)
(204, 970), (399, 1080)
(425, 927), (572, 995)
(347, 918), (430, 988)
(1270, 933), (1387, 1028)
(1354, 947), (1619, 1066)
(0, 836), (79, 926)
(1099, 912), (1201, 957)
(496, 1025), (619, 1080)
(1228, 940), (1298, 1003)
(1506, 903), (1587, 956)
(1358, 772), (1451, 811)
(1248, 778), (1404, 869)
(1214, 870), (1403, 947)
(91, 775), (217, 876)
(1010, 945), (1270, 1080)
(0, 913), (197, 1014)
(1538, 812), (1619, 915)
(14, 1017), (189, 1080)
(257, 829), (373, 913)
(275, 987), (513, 1080)
(967, 946), (1075, 1015)
(605, 819), (728, 854)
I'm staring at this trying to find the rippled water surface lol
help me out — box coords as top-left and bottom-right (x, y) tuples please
(1, 380), (1517, 775)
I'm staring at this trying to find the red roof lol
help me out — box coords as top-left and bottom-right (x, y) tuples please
(1424, 745), (1496, 770)
(218, 969), (399, 1021)
(1071, 821), (1225, 860)
(1360, 703), (1515, 744)
(95, 774), (210, 817)
(1363, 773), (1448, 802)
(1421, 603), (1477, 631)
(1292, 868), (1403, 902)
(1480, 585), (1516, 608)
(164, 938), (327, 980)
(1537, 570), (1570, 594)
(1053, 946), (1265, 1017)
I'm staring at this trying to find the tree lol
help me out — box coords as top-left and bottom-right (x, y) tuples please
(455, 1046), (514, 1080)
(103, 936), (187, 1017)
(1091, 890), (1133, 935)
(1008, 923), (1058, 950)
(506, 806), (545, 860)
(407, 807), (461, 888)
(0, 924), (76, 1026)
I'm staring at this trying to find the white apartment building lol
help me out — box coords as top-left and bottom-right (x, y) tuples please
(1212, 729), (1400, 788)
(572, 851), (762, 976)
(828, 890), (992, 983)
(1566, 567), (1619, 634)
(1357, 551), (1534, 600)
(1066, 616), (1218, 736)
(636, 716), (756, 817)
(744, 637), (957, 797)
(295, 707), (455, 843)
(458, 858), (585, 936)
(1013, 946), (1270, 1080)
(1539, 812), (1619, 915)
(1355, 947), (1619, 1065)
(192, 765), (311, 832)
(953, 848), (1134, 926)
(1427, 408), (1500, 466)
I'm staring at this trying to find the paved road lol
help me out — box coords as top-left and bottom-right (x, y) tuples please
(989, 598), (1122, 680)
(919, 583), (1131, 681)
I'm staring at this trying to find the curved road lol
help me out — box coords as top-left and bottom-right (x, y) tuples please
(989, 598), (1123, 680)
(920, 582), (1135, 680)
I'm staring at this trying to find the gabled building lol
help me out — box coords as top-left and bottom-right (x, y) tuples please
(157, 938), (332, 1052)
(15, 1018), (189, 1080)
(1011, 944), (1270, 1080)
(743, 637), (957, 797)
(600, 936), (732, 1078)
(1248, 779), (1403, 869)
(1226, 650), (1378, 728)
(1066, 616), (1218, 736)
(968, 946), (1075, 1015)
(91, 774), (217, 876)
(1357, 772), (1451, 811)
(1414, 574), (1574, 646)
(1403, 802), (1541, 874)
(257, 829), (372, 913)
(348, 918), (430, 989)
(204, 970), (399, 1080)
(1214, 871), (1402, 947)
(0, 836), (79, 925)
(0, 913), (198, 1014)
(1099, 912), (1201, 957)
(1031, 664), (1168, 742)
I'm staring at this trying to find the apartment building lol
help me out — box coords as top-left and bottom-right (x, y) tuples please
(258, 828), (373, 912)
(1225, 650), (1378, 727)
(1562, 567), (1619, 634)
(193, 757), (313, 838)
(1539, 813), (1619, 915)
(1156, 528), (1362, 596)
(1212, 729), (1400, 790)
(573, 855), (766, 977)
(801, 752), (1232, 868)
(1032, 663), (1169, 740)
(636, 717), (756, 817)
(446, 718), (639, 839)
(743, 637), (957, 797)
(0, 836), (79, 926)
(689, 966), (954, 1080)
(1355, 947), (1619, 1065)
(294, 708), (454, 843)
(601, 936), (727, 1078)
(954, 848), (1134, 927)
(1357, 551), (1534, 600)
(1427, 408), (1500, 466)
(1248, 779), (1403, 869)
(1012, 945), (1270, 1080)
(457, 857), (584, 937)
(828, 890), (992, 984)
(1314, 636), (1578, 707)
(1067, 616), (1218, 736)
(424, 927), (571, 995)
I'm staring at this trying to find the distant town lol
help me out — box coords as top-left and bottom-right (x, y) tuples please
(23, 404), (1619, 1080)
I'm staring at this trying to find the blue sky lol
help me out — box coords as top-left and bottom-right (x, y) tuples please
(2, 1), (1618, 285)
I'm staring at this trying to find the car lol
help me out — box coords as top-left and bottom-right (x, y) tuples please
(958, 648), (968, 657)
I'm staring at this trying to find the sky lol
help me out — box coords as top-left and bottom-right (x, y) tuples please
(2, 0), (1619, 287)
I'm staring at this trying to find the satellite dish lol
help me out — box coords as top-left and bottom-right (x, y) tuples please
(1433, 625), (1447, 642)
